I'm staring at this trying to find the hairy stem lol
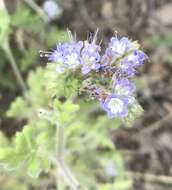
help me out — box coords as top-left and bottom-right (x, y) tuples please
(56, 123), (81, 190)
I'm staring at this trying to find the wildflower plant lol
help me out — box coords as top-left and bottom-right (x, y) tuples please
(36, 31), (145, 188)
(0, 23), (147, 190)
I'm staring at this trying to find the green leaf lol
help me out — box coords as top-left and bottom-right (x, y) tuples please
(113, 178), (132, 190)
(0, 148), (24, 170)
(40, 156), (51, 172)
(27, 67), (49, 106)
(11, 6), (43, 33)
(20, 48), (37, 71)
(15, 126), (34, 153)
(6, 97), (29, 118)
(99, 184), (111, 190)
(63, 100), (80, 113)
(123, 101), (143, 127)
(27, 153), (41, 178)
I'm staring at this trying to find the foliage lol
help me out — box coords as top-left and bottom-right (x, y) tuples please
(2, 64), (136, 189)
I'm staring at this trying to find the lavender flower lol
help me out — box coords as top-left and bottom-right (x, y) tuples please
(48, 41), (83, 70)
(81, 41), (101, 74)
(124, 50), (147, 67)
(117, 60), (136, 77)
(114, 78), (135, 96)
(43, 0), (62, 20)
(106, 37), (132, 59)
(100, 94), (128, 118)
(105, 161), (117, 177)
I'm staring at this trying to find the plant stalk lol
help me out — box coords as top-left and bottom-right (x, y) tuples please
(3, 42), (29, 101)
(56, 123), (81, 190)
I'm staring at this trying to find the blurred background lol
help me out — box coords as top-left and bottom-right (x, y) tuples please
(1, 0), (172, 190)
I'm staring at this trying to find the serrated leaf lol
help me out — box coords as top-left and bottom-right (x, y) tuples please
(63, 100), (80, 113)
(7, 97), (29, 118)
(15, 126), (34, 153)
(36, 131), (49, 145)
(40, 156), (51, 172)
(11, 6), (43, 33)
(27, 67), (49, 106)
(27, 153), (41, 178)
(0, 148), (24, 170)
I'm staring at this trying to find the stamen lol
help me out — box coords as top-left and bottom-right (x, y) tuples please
(39, 50), (51, 57)
(114, 30), (118, 38)
(67, 28), (74, 41)
(92, 28), (99, 44)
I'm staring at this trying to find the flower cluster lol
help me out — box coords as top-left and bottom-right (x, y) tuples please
(48, 38), (101, 75)
(45, 33), (147, 119)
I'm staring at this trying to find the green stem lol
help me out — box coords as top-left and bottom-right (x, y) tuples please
(3, 42), (29, 101)
(56, 123), (81, 190)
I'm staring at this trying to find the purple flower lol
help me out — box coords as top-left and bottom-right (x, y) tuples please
(81, 41), (101, 74)
(105, 161), (117, 177)
(115, 58), (135, 77)
(43, 0), (62, 20)
(100, 94), (128, 118)
(114, 78), (135, 96)
(116, 50), (147, 77)
(100, 54), (112, 67)
(48, 41), (83, 70)
(125, 50), (147, 67)
(106, 37), (132, 59)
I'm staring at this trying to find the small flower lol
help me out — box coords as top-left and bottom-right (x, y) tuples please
(125, 50), (147, 67)
(43, 0), (62, 20)
(81, 41), (101, 74)
(114, 78), (135, 96)
(100, 94), (128, 118)
(105, 161), (117, 177)
(64, 53), (81, 68)
(116, 49), (147, 77)
(106, 37), (132, 59)
(100, 54), (111, 67)
(48, 41), (83, 69)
